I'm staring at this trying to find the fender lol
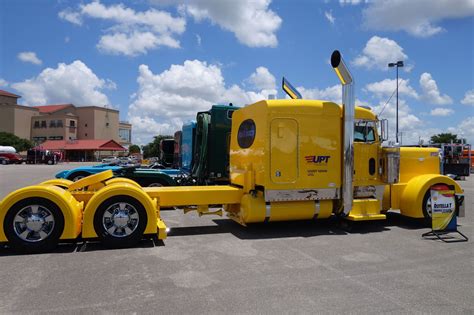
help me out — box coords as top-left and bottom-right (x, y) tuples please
(40, 179), (74, 189)
(81, 182), (158, 238)
(0, 185), (83, 242)
(399, 174), (463, 218)
(105, 178), (141, 188)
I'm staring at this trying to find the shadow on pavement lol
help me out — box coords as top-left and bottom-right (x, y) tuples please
(0, 212), (430, 256)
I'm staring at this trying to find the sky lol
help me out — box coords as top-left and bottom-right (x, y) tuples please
(0, 0), (473, 145)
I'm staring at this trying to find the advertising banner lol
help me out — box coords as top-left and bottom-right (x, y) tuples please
(430, 184), (456, 232)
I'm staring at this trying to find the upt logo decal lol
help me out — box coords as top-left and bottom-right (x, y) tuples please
(305, 155), (331, 163)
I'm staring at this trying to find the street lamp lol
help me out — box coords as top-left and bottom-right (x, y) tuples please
(388, 60), (404, 143)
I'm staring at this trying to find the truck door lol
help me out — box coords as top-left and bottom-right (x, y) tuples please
(353, 120), (379, 185)
(270, 118), (298, 183)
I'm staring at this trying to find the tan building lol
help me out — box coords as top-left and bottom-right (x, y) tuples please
(119, 121), (132, 146)
(0, 90), (39, 139)
(0, 90), (132, 147)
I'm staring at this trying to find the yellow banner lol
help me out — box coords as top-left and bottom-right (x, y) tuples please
(430, 185), (456, 231)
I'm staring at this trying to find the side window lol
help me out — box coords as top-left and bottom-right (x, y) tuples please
(237, 119), (256, 148)
(354, 120), (377, 143)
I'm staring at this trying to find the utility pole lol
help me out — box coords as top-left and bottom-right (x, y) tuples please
(388, 61), (404, 143)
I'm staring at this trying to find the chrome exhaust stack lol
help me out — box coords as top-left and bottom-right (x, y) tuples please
(331, 50), (354, 216)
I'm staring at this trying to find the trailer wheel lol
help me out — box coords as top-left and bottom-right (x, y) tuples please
(3, 198), (64, 253)
(93, 196), (147, 248)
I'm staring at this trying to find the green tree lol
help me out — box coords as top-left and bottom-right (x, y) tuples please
(0, 132), (33, 152)
(142, 135), (173, 158)
(430, 133), (462, 144)
(128, 144), (141, 154)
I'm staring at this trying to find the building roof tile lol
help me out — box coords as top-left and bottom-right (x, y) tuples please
(0, 89), (21, 98)
(37, 139), (126, 151)
(33, 104), (74, 113)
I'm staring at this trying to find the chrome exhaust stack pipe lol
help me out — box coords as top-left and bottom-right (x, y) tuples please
(331, 50), (354, 216)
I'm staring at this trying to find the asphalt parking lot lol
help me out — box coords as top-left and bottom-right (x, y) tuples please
(0, 163), (473, 314)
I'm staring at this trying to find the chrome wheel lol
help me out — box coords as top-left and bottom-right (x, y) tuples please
(102, 202), (139, 238)
(13, 205), (55, 242)
(425, 197), (432, 218)
(148, 182), (163, 187)
(72, 175), (85, 181)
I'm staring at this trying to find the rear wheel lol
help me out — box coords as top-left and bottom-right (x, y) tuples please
(3, 198), (64, 253)
(148, 182), (164, 187)
(67, 172), (89, 182)
(93, 196), (147, 248)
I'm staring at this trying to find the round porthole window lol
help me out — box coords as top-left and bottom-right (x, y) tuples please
(237, 119), (256, 148)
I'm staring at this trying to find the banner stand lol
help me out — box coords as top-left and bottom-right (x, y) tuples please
(422, 184), (468, 243)
(422, 230), (468, 243)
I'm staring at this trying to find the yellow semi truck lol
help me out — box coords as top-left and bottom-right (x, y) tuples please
(0, 51), (464, 252)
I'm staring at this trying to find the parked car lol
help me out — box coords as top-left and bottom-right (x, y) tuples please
(26, 149), (58, 165)
(118, 156), (132, 165)
(55, 164), (181, 186)
(101, 156), (119, 164)
(0, 152), (24, 164)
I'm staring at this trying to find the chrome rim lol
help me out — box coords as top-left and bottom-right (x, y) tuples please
(72, 175), (85, 181)
(148, 183), (163, 187)
(102, 202), (139, 238)
(13, 205), (55, 242)
(426, 198), (432, 218)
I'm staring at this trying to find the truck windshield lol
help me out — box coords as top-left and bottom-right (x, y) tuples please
(354, 120), (376, 142)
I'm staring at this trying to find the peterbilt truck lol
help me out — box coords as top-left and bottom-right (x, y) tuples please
(0, 51), (464, 253)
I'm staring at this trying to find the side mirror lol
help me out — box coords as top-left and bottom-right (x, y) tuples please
(380, 119), (388, 141)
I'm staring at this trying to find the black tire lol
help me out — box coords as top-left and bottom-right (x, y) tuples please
(3, 198), (65, 253)
(1, 159), (7, 165)
(47, 159), (53, 165)
(93, 195), (147, 248)
(147, 179), (167, 187)
(422, 190), (432, 226)
(67, 172), (90, 182)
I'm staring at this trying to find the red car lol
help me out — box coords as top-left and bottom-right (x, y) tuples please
(0, 152), (24, 164)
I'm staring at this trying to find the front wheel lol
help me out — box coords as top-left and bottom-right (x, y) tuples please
(3, 198), (65, 253)
(93, 196), (147, 248)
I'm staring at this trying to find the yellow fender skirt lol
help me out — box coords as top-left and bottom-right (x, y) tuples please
(399, 174), (463, 218)
(0, 185), (83, 242)
(81, 182), (159, 238)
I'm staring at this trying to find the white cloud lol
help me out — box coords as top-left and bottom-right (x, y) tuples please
(65, 36), (70, 43)
(97, 31), (180, 56)
(325, 10), (335, 25)
(419, 72), (452, 105)
(246, 67), (276, 90)
(11, 60), (111, 106)
(196, 34), (202, 46)
(453, 117), (474, 145)
(461, 89), (474, 106)
(297, 85), (342, 104)
(430, 108), (454, 116)
(365, 78), (418, 99)
(363, 0), (474, 37)
(128, 60), (275, 144)
(17, 51), (42, 65)
(58, 9), (82, 25)
(59, 1), (185, 56)
(178, 0), (282, 47)
(372, 98), (422, 144)
(353, 36), (410, 71)
(340, 0), (367, 4)
(0, 78), (8, 87)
